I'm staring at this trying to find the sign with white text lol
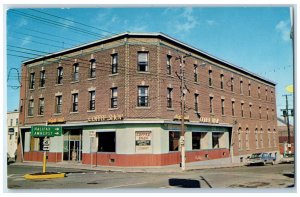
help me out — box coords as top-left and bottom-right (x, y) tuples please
(135, 131), (152, 153)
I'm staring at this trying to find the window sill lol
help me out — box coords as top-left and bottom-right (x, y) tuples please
(38, 87), (45, 89)
(29, 89), (35, 91)
(37, 114), (44, 117)
(87, 78), (96, 81)
(70, 112), (79, 114)
(55, 84), (63, 86)
(87, 110), (96, 113)
(71, 81), (79, 84)
(109, 73), (119, 77)
(53, 113), (62, 116)
(194, 82), (200, 85)
(167, 108), (174, 111)
(167, 75), (174, 78)
(108, 108), (119, 111)
(208, 85), (213, 88)
(136, 71), (150, 74)
(136, 107), (151, 109)
(27, 116), (34, 118)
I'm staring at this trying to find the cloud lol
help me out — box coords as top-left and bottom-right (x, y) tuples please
(17, 18), (28, 28)
(21, 36), (31, 46)
(173, 8), (199, 34)
(206, 20), (216, 26)
(275, 20), (291, 42)
(127, 24), (148, 32)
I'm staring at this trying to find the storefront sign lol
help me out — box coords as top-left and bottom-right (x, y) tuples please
(88, 114), (123, 122)
(173, 114), (190, 121)
(31, 126), (62, 137)
(199, 117), (219, 124)
(8, 128), (14, 134)
(135, 131), (152, 153)
(47, 117), (65, 124)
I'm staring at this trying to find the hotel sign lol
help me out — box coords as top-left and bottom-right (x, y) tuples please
(173, 114), (190, 121)
(47, 117), (65, 124)
(88, 114), (124, 122)
(199, 117), (219, 124)
(135, 131), (152, 153)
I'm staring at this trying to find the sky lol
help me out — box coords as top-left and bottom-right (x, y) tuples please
(6, 7), (294, 120)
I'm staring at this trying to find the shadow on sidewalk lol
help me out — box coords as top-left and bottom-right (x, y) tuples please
(168, 178), (201, 188)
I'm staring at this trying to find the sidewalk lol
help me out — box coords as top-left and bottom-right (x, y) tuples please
(11, 161), (245, 173)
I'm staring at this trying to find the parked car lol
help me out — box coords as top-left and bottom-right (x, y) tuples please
(280, 153), (294, 164)
(246, 152), (275, 166)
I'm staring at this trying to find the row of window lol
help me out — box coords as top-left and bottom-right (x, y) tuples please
(238, 129), (277, 151)
(8, 118), (19, 127)
(28, 86), (149, 116)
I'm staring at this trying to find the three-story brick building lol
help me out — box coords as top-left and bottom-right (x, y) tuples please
(18, 32), (278, 167)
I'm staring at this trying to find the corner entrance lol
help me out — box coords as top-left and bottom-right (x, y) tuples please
(63, 129), (82, 162)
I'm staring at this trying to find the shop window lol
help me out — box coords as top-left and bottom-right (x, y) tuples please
(29, 72), (35, 89)
(30, 136), (43, 151)
(137, 52), (149, 72)
(137, 86), (149, 107)
(169, 131), (180, 151)
(111, 88), (118, 108)
(89, 59), (96, 78)
(38, 98), (44, 115)
(167, 55), (172, 75)
(167, 88), (173, 108)
(111, 53), (118, 74)
(98, 132), (116, 152)
(40, 70), (45, 88)
(73, 63), (79, 81)
(57, 67), (63, 84)
(56, 95), (62, 113)
(212, 132), (223, 149)
(89, 91), (95, 110)
(192, 132), (201, 150)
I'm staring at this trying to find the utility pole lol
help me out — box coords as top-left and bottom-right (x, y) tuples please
(282, 94), (293, 154)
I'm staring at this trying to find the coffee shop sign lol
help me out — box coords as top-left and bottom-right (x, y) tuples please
(199, 117), (219, 124)
(88, 114), (124, 122)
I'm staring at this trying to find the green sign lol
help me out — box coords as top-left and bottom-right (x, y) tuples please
(31, 126), (62, 137)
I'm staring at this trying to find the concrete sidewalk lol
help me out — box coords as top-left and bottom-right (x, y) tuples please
(11, 161), (245, 173)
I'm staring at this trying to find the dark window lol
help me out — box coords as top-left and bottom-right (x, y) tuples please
(98, 132), (115, 152)
(167, 55), (172, 75)
(56, 96), (62, 113)
(16, 118), (18, 126)
(259, 106), (262, 119)
(232, 101), (235, 116)
(221, 99), (225, 115)
(265, 89), (268, 101)
(28, 99), (34, 116)
(89, 91), (95, 110)
(89, 59), (96, 78)
(38, 98), (44, 115)
(72, 93), (78, 112)
(267, 108), (269, 120)
(220, 74), (224, 89)
(194, 65), (198, 82)
(248, 84), (251, 96)
(111, 54), (118, 74)
(212, 132), (223, 149)
(169, 131), (179, 151)
(57, 67), (63, 84)
(241, 103), (244, 117)
(30, 136), (44, 151)
(192, 132), (201, 150)
(111, 88), (118, 108)
(249, 104), (252, 118)
(137, 52), (148, 72)
(138, 86), (149, 107)
(40, 70), (45, 87)
(195, 94), (199, 112)
(29, 73), (35, 89)
(209, 70), (212, 86)
(209, 96), (213, 113)
(231, 77), (234, 92)
(240, 81), (243, 94)
(167, 88), (173, 108)
(258, 87), (261, 99)
(73, 63), (79, 81)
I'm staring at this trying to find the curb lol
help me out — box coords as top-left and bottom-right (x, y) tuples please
(24, 173), (66, 179)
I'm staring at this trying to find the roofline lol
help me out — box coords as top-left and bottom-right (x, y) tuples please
(22, 32), (276, 86)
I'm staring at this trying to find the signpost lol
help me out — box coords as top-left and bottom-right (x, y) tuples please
(89, 131), (96, 168)
(30, 126), (62, 173)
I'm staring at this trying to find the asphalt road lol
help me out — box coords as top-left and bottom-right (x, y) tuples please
(6, 163), (294, 190)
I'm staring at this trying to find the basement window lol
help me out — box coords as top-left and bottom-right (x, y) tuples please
(98, 132), (116, 152)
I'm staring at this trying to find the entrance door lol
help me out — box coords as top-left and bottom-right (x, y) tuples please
(63, 130), (82, 162)
(70, 140), (81, 162)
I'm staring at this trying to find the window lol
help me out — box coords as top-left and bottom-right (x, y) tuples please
(38, 98), (44, 115)
(232, 101), (235, 116)
(89, 91), (95, 110)
(212, 132), (223, 149)
(209, 96), (213, 113)
(240, 80), (243, 94)
(137, 52), (148, 72)
(241, 103), (244, 117)
(73, 63), (79, 81)
(221, 99), (225, 115)
(98, 132), (116, 152)
(30, 136), (43, 151)
(28, 99), (34, 116)
(72, 93), (78, 112)
(40, 70), (45, 87)
(272, 109), (275, 120)
(265, 89), (268, 100)
(267, 108), (269, 120)
(167, 88), (173, 108)
(238, 128), (242, 150)
(56, 96), (62, 113)
(10, 119), (13, 126)
(259, 106), (262, 119)
(138, 86), (149, 107)
(260, 129), (264, 148)
(220, 74), (224, 89)
(57, 67), (63, 84)
(169, 131), (179, 151)
(111, 53), (118, 74)
(246, 129), (249, 150)
(194, 94), (199, 112)
(271, 90), (273, 101)
(89, 59), (96, 78)
(268, 129), (271, 147)
(273, 130), (277, 147)
(255, 129), (259, 149)
(194, 65), (198, 82)
(209, 70), (212, 86)
(167, 55), (172, 75)
(111, 88), (118, 108)
(258, 86), (261, 99)
(248, 84), (251, 96)
(16, 118), (18, 126)
(29, 73), (35, 89)
(231, 77), (234, 92)
(249, 104), (252, 118)
(192, 132), (201, 150)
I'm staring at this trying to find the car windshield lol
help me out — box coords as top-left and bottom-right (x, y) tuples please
(250, 153), (262, 158)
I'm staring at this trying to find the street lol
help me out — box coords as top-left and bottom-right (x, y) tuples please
(7, 163), (294, 189)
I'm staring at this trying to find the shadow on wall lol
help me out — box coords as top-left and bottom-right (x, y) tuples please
(168, 178), (201, 188)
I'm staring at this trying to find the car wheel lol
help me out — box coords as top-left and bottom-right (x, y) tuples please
(263, 161), (266, 165)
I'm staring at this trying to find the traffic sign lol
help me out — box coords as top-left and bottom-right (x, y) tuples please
(31, 126), (62, 137)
